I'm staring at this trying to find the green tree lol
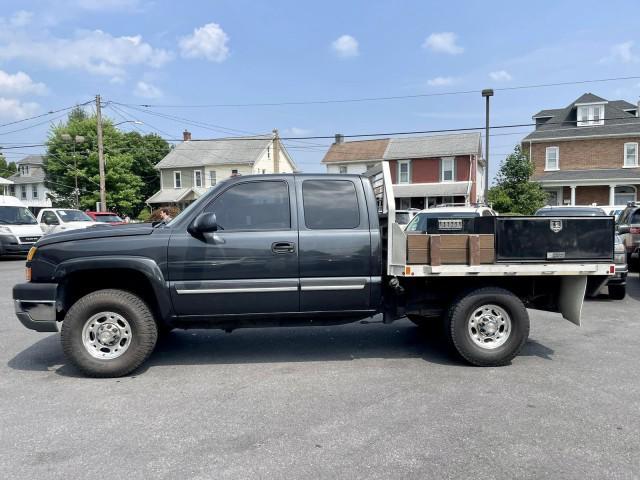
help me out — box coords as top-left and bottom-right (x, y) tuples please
(44, 108), (170, 216)
(0, 153), (17, 178)
(487, 145), (547, 215)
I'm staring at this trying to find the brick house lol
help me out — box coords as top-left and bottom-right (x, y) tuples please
(322, 132), (485, 209)
(522, 93), (640, 206)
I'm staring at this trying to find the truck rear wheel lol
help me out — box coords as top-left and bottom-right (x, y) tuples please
(445, 287), (529, 367)
(61, 289), (158, 377)
(608, 284), (626, 300)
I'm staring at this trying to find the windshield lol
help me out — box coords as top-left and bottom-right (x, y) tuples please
(535, 208), (605, 216)
(57, 209), (93, 222)
(396, 212), (411, 225)
(94, 214), (123, 223)
(406, 211), (479, 232)
(0, 206), (38, 225)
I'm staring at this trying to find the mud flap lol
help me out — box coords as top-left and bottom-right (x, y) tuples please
(558, 275), (587, 326)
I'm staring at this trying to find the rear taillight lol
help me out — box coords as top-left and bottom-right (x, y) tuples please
(630, 227), (640, 234)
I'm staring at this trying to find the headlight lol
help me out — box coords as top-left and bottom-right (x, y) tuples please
(0, 226), (12, 234)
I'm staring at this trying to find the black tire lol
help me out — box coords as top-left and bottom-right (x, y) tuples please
(608, 284), (626, 300)
(61, 289), (158, 378)
(445, 287), (529, 367)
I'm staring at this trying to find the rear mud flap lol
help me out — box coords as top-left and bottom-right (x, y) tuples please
(558, 275), (587, 326)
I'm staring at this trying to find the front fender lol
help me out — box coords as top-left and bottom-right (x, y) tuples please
(53, 256), (173, 320)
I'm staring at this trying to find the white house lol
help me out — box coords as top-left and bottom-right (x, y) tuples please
(7, 155), (53, 211)
(147, 130), (297, 208)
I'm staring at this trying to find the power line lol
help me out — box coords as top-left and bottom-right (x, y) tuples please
(0, 101), (92, 129)
(120, 75), (640, 108)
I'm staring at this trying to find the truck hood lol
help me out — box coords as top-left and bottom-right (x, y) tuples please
(36, 223), (156, 247)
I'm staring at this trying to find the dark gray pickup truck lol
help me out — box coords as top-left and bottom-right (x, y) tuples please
(13, 170), (615, 377)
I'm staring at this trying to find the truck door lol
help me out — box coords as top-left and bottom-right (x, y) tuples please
(168, 178), (299, 317)
(295, 176), (375, 312)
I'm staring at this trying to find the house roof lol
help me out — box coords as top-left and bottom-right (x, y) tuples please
(146, 187), (205, 204)
(383, 132), (482, 160)
(16, 155), (45, 165)
(321, 139), (389, 164)
(573, 93), (608, 104)
(155, 136), (278, 169)
(0, 177), (13, 185)
(8, 170), (45, 184)
(524, 93), (640, 142)
(535, 168), (640, 182)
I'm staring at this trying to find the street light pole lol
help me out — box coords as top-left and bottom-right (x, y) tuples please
(96, 94), (106, 212)
(481, 89), (494, 203)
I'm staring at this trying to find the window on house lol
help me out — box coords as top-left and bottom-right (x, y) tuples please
(20, 185), (27, 200)
(398, 160), (411, 184)
(441, 158), (454, 182)
(32, 185), (38, 199)
(209, 171), (217, 187)
(338, 165), (347, 174)
(615, 186), (636, 205)
(173, 171), (182, 188)
(366, 163), (376, 171)
(302, 180), (359, 229)
(577, 105), (605, 126)
(194, 170), (203, 188)
(231, 169), (239, 176)
(545, 147), (559, 171)
(624, 143), (638, 167)
(9, 185), (15, 196)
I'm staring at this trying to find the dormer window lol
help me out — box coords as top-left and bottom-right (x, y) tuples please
(577, 104), (604, 126)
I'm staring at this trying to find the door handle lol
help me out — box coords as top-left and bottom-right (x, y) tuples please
(272, 241), (295, 254)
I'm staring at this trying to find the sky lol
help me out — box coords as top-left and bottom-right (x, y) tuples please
(0, 0), (639, 179)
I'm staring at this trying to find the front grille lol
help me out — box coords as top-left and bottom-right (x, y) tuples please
(20, 236), (41, 243)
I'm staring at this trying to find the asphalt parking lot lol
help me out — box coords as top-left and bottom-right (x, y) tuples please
(1, 257), (639, 479)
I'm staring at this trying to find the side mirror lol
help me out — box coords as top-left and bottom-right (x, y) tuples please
(188, 212), (218, 236)
(617, 225), (630, 234)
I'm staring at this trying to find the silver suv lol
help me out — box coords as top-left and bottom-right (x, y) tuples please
(616, 203), (640, 269)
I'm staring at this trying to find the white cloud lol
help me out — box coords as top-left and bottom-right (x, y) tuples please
(134, 80), (162, 98)
(0, 29), (172, 76)
(10, 10), (33, 27)
(286, 127), (312, 136)
(422, 32), (463, 55)
(0, 97), (39, 121)
(0, 70), (47, 95)
(603, 41), (639, 64)
(489, 70), (512, 82)
(427, 76), (455, 87)
(332, 35), (359, 58)
(179, 23), (229, 63)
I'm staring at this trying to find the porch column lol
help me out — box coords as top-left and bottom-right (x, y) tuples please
(570, 185), (576, 206)
(609, 185), (616, 205)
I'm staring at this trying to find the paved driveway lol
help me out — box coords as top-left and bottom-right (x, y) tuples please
(1, 256), (639, 479)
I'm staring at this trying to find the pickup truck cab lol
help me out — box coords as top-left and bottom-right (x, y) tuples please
(14, 170), (614, 377)
(0, 195), (42, 256)
(37, 208), (101, 235)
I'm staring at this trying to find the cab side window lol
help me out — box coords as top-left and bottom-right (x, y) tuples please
(205, 181), (290, 231)
(302, 180), (360, 229)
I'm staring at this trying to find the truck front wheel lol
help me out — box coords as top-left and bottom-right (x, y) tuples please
(61, 289), (158, 377)
(446, 287), (529, 367)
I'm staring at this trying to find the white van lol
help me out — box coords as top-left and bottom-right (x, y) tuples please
(0, 195), (43, 257)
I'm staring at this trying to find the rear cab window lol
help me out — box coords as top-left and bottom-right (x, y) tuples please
(302, 179), (360, 229)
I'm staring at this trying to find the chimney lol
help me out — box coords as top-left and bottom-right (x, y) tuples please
(334, 133), (344, 144)
(183, 129), (192, 142)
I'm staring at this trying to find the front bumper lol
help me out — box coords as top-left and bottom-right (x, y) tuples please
(13, 283), (59, 333)
(0, 235), (35, 255)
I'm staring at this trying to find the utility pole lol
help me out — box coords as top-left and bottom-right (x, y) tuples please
(96, 94), (106, 212)
(272, 129), (280, 173)
(481, 89), (494, 202)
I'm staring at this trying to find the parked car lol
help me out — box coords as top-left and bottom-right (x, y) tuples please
(600, 205), (627, 221)
(36, 208), (102, 235)
(14, 171), (613, 377)
(535, 205), (626, 299)
(395, 208), (420, 227)
(85, 211), (125, 225)
(615, 202), (640, 270)
(405, 205), (497, 233)
(0, 195), (42, 257)
(535, 206), (607, 216)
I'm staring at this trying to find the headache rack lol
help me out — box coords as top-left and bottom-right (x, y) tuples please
(366, 161), (614, 279)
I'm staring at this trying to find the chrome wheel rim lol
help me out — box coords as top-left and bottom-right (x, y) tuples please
(82, 312), (132, 360)
(467, 304), (511, 350)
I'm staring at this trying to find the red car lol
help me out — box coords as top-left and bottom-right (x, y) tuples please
(85, 211), (126, 225)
